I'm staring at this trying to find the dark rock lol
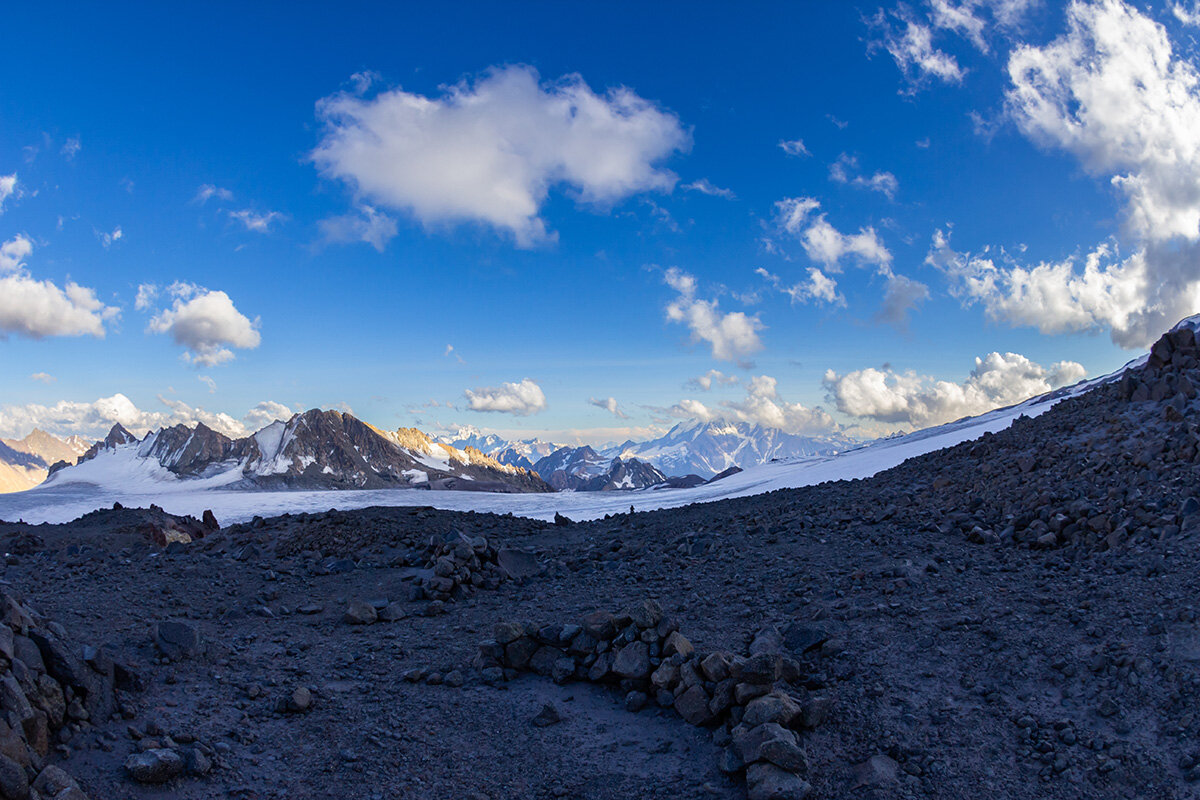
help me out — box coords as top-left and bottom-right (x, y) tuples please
(125, 748), (186, 784)
(153, 621), (204, 660)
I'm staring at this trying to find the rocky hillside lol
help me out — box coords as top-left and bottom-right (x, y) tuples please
(60, 410), (550, 493)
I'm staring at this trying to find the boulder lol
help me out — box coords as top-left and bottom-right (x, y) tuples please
(125, 748), (186, 784)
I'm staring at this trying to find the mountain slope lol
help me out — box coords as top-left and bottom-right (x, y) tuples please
(0, 429), (92, 493)
(531, 446), (667, 491)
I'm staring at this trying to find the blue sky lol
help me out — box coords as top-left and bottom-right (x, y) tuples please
(1, 0), (1197, 444)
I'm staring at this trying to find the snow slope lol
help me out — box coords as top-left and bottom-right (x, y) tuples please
(0, 368), (1113, 526)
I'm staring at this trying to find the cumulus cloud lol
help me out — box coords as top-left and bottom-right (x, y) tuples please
(0, 234), (32, 272)
(682, 178), (735, 199)
(664, 267), (764, 363)
(0, 174), (16, 213)
(0, 236), (119, 339)
(227, 209), (284, 233)
(779, 139), (810, 157)
(665, 376), (838, 434)
(144, 283), (262, 366)
(869, 8), (965, 89)
(829, 154), (899, 199)
(774, 197), (892, 272)
(876, 273), (931, 329)
(318, 204), (398, 251)
(588, 396), (628, 418)
(687, 369), (739, 391)
(756, 266), (844, 306)
(311, 64), (690, 247)
(0, 393), (294, 440)
(1175, 2), (1200, 26)
(194, 184), (233, 205)
(464, 378), (547, 416)
(927, 229), (1150, 343)
(664, 398), (717, 423)
(954, 0), (1200, 347)
(722, 374), (839, 434)
(824, 351), (1087, 429)
(241, 400), (296, 431)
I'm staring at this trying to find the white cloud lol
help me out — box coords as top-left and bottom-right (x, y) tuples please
(444, 343), (465, 364)
(194, 184), (234, 205)
(0, 393), (294, 441)
(824, 351), (1087, 429)
(666, 375), (838, 435)
(929, 0), (989, 51)
(927, 228), (1152, 344)
(779, 139), (810, 157)
(588, 396), (628, 418)
(199, 375), (217, 394)
(134, 283), (158, 311)
(0, 237), (118, 339)
(242, 400), (296, 432)
(1174, 2), (1200, 26)
(0, 174), (16, 213)
(0, 235), (32, 272)
(774, 197), (892, 272)
(687, 369), (739, 391)
(227, 209), (284, 233)
(318, 204), (398, 251)
(665, 398), (717, 423)
(664, 267), (764, 362)
(871, 10), (965, 88)
(829, 154), (899, 199)
(60, 137), (81, 160)
(311, 64), (689, 247)
(967, 0), (1200, 346)
(145, 283), (262, 366)
(756, 266), (844, 306)
(29, 372), (55, 384)
(98, 226), (123, 248)
(682, 178), (735, 199)
(876, 273), (931, 328)
(722, 374), (839, 434)
(465, 378), (547, 416)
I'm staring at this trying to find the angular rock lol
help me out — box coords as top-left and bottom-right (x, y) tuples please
(674, 685), (713, 726)
(342, 602), (377, 625)
(747, 762), (812, 800)
(153, 620), (205, 660)
(125, 748), (186, 784)
(612, 642), (651, 680)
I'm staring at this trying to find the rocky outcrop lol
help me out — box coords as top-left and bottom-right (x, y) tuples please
(533, 447), (667, 491)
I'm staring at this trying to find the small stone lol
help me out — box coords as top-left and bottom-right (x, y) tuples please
(662, 631), (693, 658)
(531, 703), (563, 727)
(153, 621), (204, 661)
(747, 762), (812, 800)
(125, 748), (186, 784)
(378, 602), (407, 622)
(625, 691), (648, 712)
(286, 686), (312, 713)
(342, 601), (377, 625)
(850, 754), (899, 789)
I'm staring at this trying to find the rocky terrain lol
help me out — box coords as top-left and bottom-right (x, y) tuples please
(0, 326), (1197, 797)
(0, 432), (88, 494)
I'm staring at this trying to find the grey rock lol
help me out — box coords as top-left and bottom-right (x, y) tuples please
(153, 620), (204, 660)
(125, 748), (186, 784)
(747, 762), (812, 800)
(612, 641), (651, 679)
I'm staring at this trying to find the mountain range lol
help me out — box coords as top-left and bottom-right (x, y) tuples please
(0, 411), (854, 496)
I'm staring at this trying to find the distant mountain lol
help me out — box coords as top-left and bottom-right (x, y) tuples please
(438, 425), (561, 471)
(52, 410), (550, 493)
(607, 418), (853, 478)
(531, 446), (667, 491)
(0, 429), (92, 493)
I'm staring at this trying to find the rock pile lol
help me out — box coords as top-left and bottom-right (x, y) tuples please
(0, 590), (136, 800)
(475, 600), (831, 800)
(412, 531), (541, 603)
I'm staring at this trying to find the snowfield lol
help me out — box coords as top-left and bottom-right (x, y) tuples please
(0, 368), (1122, 527)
